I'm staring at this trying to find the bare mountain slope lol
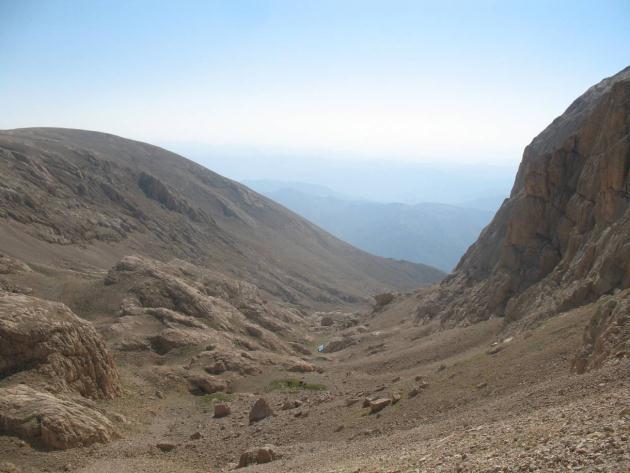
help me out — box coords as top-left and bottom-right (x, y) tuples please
(0, 128), (443, 308)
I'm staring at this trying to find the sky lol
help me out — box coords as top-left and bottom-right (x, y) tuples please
(1, 0), (629, 166)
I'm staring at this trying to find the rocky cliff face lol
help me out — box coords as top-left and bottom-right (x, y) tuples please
(412, 67), (630, 368)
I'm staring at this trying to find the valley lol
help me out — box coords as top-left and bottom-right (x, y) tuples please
(0, 67), (629, 473)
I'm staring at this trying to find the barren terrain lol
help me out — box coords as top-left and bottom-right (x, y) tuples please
(1, 68), (629, 473)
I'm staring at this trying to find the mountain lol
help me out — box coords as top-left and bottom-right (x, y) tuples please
(1, 71), (629, 472)
(168, 144), (516, 208)
(242, 179), (355, 200)
(390, 66), (630, 371)
(0, 128), (444, 309)
(243, 182), (494, 272)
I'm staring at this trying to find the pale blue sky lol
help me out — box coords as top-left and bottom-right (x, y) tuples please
(1, 1), (629, 164)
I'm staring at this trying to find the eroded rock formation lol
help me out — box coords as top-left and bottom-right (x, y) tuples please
(0, 292), (121, 399)
(0, 385), (118, 450)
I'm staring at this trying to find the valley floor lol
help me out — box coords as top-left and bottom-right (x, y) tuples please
(1, 302), (629, 473)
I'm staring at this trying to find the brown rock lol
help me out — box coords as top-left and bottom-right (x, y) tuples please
(487, 345), (504, 355)
(281, 399), (302, 410)
(214, 403), (231, 418)
(249, 398), (273, 423)
(187, 374), (228, 395)
(205, 361), (226, 375)
(0, 293), (121, 399)
(156, 442), (177, 452)
(369, 398), (391, 414)
(0, 385), (118, 450)
(238, 445), (281, 468)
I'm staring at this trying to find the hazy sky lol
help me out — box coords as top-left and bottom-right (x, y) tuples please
(1, 1), (629, 165)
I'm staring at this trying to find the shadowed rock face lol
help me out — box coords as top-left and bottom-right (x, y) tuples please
(413, 67), (630, 330)
(0, 292), (121, 399)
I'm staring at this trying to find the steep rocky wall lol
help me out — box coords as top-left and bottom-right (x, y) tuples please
(414, 67), (630, 332)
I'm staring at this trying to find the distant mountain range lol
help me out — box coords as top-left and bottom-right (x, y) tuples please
(244, 180), (495, 272)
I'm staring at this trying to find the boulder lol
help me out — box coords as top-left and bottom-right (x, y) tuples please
(249, 398), (273, 423)
(187, 374), (228, 395)
(214, 403), (231, 418)
(0, 293), (121, 399)
(0, 385), (118, 450)
(368, 398), (391, 414)
(238, 445), (280, 468)
(156, 442), (176, 452)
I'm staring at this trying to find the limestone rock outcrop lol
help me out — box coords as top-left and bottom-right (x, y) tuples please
(0, 385), (118, 450)
(410, 67), (630, 370)
(104, 255), (321, 379)
(0, 292), (121, 399)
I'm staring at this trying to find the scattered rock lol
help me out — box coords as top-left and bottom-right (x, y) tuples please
(189, 432), (202, 440)
(249, 398), (273, 423)
(391, 392), (401, 404)
(487, 345), (504, 355)
(205, 361), (227, 375)
(214, 403), (231, 418)
(281, 399), (302, 410)
(156, 442), (177, 452)
(368, 398), (391, 414)
(187, 374), (228, 395)
(0, 385), (118, 450)
(238, 445), (280, 468)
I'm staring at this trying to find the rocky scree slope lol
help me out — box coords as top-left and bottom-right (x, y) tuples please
(403, 67), (630, 370)
(0, 128), (443, 308)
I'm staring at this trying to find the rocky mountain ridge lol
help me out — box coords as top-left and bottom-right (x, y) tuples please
(392, 66), (630, 371)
